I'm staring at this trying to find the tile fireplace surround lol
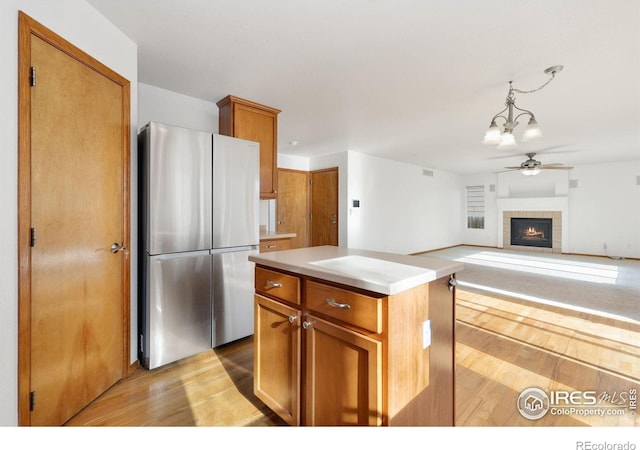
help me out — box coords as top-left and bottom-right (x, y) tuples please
(503, 211), (562, 253)
(496, 197), (568, 253)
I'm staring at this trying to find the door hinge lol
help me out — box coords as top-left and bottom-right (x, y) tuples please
(29, 66), (36, 87)
(139, 334), (144, 354)
(30, 227), (37, 247)
(30, 391), (36, 411)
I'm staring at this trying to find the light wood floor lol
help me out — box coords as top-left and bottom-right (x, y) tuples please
(65, 287), (640, 427)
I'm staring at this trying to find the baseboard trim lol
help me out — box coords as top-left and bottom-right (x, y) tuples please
(410, 244), (466, 256)
(561, 251), (639, 261)
(128, 360), (140, 376)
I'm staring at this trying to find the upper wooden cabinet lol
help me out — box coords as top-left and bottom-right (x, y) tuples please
(217, 95), (280, 199)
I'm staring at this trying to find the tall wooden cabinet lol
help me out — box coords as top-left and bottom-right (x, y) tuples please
(217, 95), (280, 199)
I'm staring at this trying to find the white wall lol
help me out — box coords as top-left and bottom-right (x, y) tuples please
(0, 0), (138, 426)
(279, 153), (310, 171)
(496, 168), (570, 198)
(346, 152), (462, 254)
(138, 82), (219, 133)
(568, 160), (640, 258)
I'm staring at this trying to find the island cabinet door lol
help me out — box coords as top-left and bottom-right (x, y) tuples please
(254, 294), (301, 425)
(303, 315), (383, 426)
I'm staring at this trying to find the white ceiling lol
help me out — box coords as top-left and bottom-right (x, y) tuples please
(87, 0), (640, 175)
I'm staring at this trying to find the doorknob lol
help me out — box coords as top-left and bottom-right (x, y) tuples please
(111, 242), (127, 253)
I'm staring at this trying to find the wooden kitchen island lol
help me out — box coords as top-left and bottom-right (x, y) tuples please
(248, 246), (463, 426)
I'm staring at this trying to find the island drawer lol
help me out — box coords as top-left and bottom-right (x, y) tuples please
(255, 267), (301, 305)
(305, 281), (383, 333)
(260, 238), (292, 253)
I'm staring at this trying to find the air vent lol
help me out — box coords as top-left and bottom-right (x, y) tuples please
(569, 179), (578, 188)
(422, 169), (434, 177)
(489, 184), (495, 192)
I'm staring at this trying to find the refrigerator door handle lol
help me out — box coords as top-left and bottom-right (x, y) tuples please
(210, 245), (258, 255)
(152, 250), (211, 260)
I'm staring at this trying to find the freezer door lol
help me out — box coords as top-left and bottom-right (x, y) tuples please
(211, 247), (257, 347)
(142, 122), (212, 255)
(212, 134), (260, 248)
(143, 251), (211, 370)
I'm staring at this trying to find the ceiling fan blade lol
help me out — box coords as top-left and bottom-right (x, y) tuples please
(503, 166), (522, 170)
(542, 165), (574, 170)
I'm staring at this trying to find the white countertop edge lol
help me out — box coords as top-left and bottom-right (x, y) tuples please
(249, 246), (464, 295)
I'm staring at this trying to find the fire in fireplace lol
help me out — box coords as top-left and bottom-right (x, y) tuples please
(510, 218), (552, 248)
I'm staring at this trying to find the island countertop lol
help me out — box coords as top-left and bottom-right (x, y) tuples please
(248, 245), (463, 295)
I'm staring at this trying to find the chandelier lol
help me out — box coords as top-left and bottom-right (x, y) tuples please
(482, 66), (563, 148)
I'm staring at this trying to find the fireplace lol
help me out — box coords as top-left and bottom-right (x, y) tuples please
(510, 218), (552, 248)
(501, 210), (562, 253)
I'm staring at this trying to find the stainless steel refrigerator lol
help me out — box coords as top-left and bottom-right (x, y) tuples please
(139, 122), (259, 370)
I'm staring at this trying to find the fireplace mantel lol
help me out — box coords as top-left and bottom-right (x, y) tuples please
(496, 197), (568, 253)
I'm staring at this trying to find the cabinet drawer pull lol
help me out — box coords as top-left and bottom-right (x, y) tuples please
(326, 298), (351, 309)
(265, 244), (277, 248)
(267, 280), (283, 288)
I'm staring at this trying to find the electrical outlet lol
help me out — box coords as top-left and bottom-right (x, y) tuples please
(422, 320), (431, 349)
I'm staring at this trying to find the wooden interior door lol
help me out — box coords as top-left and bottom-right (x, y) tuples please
(18, 13), (130, 426)
(277, 169), (309, 248)
(310, 168), (338, 246)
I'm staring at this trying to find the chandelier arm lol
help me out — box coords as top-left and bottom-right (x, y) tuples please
(511, 101), (535, 117)
(489, 107), (509, 124)
(512, 72), (556, 95)
(513, 111), (534, 122)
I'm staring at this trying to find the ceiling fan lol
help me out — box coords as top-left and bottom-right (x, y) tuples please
(504, 152), (574, 176)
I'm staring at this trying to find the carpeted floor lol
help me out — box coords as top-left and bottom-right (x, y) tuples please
(417, 245), (640, 323)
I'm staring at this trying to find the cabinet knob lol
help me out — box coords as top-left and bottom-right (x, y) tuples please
(302, 320), (315, 330)
(448, 275), (457, 292)
(288, 315), (297, 323)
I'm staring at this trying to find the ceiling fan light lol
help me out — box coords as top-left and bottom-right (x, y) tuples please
(482, 121), (501, 144)
(497, 131), (517, 148)
(522, 117), (542, 141)
(521, 167), (541, 176)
